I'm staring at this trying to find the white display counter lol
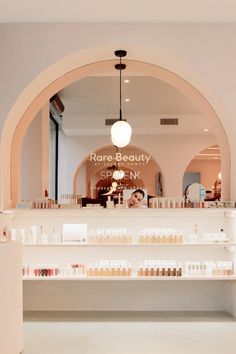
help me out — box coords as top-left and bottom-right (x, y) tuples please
(0, 241), (23, 354)
(1, 208), (236, 316)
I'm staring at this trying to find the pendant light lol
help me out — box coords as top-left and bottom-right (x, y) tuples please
(111, 50), (132, 148)
(113, 169), (125, 180)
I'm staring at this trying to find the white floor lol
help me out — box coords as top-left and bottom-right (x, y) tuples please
(23, 312), (236, 354)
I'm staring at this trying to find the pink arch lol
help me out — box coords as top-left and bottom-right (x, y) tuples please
(0, 57), (230, 208)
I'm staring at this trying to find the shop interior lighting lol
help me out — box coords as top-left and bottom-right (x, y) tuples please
(111, 50), (132, 148)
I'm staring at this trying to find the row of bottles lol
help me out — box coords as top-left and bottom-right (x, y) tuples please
(22, 263), (85, 277)
(185, 261), (234, 276)
(137, 261), (182, 276)
(22, 260), (235, 278)
(139, 229), (183, 244)
(1, 224), (230, 245)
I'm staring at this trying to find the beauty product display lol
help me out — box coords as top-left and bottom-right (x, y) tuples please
(59, 194), (82, 209)
(85, 204), (103, 209)
(137, 260), (182, 276)
(62, 224), (87, 243)
(19, 228), (26, 243)
(149, 197), (185, 209)
(33, 194), (82, 209)
(185, 261), (234, 276)
(86, 260), (132, 276)
(89, 228), (132, 244)
(52, 228), (62, 243)
(10, 226), (62, 244)
(10, 228), (17, 241)
(35, 197), (56, 209)
(188, 224), (199, 243)
(106, 196), (114, 209)
(30, 226), (38, 243)
(22, 263), (85, 277)
(139, 228), (183, 244)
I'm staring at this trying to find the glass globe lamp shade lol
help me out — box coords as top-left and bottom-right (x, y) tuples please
(113, 169), (125, 180)
(111, 121), (132, 147)
(111, 134), (131, 148)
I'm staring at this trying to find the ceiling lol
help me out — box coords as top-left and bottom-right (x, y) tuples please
(1, 0), (236, 22)
(195, 146), (221, 160)
(59, 76), (213, 136)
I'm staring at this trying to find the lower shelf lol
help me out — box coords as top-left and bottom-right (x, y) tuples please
(23, 275), (236, 281)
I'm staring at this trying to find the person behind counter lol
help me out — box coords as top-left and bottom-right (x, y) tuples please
(127, 189), (145, 208)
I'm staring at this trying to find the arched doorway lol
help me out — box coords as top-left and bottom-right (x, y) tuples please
(183, 144), (221, 200)
(0, 56), (230, 208)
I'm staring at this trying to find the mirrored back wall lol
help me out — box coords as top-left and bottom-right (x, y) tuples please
(20, 113), (220, 204)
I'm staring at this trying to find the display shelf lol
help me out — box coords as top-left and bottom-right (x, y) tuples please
(23, 242), (236, 248)
(2, 207), (236, 315)
(4, 207), (236, 218)
(22, 275), (236, 281)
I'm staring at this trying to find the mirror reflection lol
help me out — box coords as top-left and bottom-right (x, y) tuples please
(20, 72), (223, 207)
(185, 183), (206, 206)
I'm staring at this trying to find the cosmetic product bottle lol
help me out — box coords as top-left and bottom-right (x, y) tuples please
(19, 228), (26, 243)
(138, 263), (142, 276)
(177, 263), (182, 277)
(87, 263), (91, 276)
(30, 226), (37, 244)
(41, 234), (48, 244)
(52, 228), (61, 244)
(127, 230), (132, 244)
(127, 262), (132, 276)
(177, 230), (183, 244)
(33, 266), (37, 277)
(10, 229), (17, 241)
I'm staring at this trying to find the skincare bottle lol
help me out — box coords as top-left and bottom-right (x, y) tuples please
(10, 229), (17, 241)
(41, 234), (48, 244)
(127, 262), (132, 276)
(30, 226), (38, 244)
(19, 228), (26, 243)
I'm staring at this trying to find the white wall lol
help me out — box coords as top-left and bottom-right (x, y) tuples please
(1, 24), (236, 197)
(0, 242), (23, 354)
(58, 132), (217, 198)
(21, 111), (42, 201)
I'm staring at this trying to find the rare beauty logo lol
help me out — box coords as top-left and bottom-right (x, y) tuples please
(89, 152), (151, 166)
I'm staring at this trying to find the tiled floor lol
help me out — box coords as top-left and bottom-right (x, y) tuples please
(22, 312), (236, 354)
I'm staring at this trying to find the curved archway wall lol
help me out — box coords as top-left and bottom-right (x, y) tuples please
(1, 57), (230, 208)
(73, 145), (162, 198)
(183, 145), (221, 194)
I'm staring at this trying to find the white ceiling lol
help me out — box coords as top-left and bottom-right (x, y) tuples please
(59, 76), (214, 136)
(1, 0), (236, 22)
(195, 146), (221, 160)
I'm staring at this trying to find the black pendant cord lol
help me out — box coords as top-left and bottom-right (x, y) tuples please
(114, 50), (127, 122)
(116, 145), (119, 169)
(119, 56), (122, 121)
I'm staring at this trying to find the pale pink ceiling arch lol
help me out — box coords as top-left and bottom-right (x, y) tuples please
(0, 58), (230, 208)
